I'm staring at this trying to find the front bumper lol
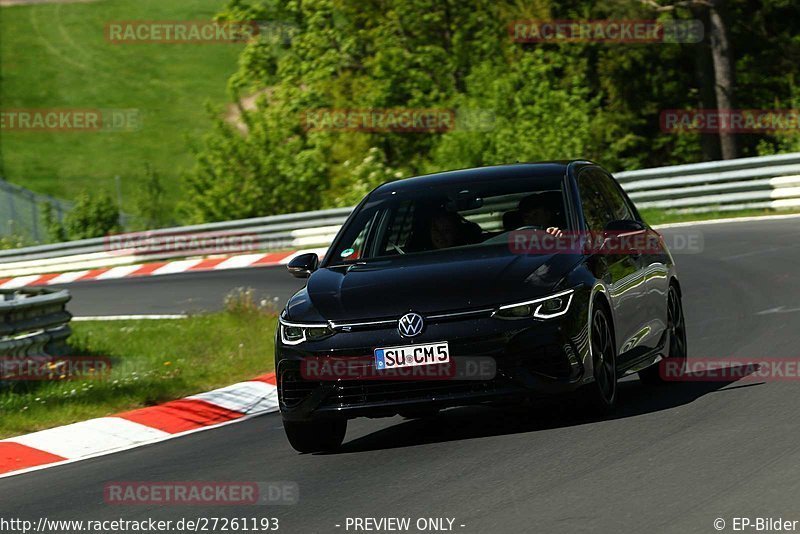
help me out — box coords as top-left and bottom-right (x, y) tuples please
(276, 297), (591, 422)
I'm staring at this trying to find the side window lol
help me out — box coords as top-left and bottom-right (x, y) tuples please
(339, 211), (377, 260)
(378, 201), (415, 255)
(577, 171), (612, 231)
(595, 171), (636, 222)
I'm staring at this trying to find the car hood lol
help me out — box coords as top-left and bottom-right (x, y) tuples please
(287, 247), (581, 322)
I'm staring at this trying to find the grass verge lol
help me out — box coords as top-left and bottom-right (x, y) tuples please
(0, 0), (241, 213)
(0, 309), (276, 439)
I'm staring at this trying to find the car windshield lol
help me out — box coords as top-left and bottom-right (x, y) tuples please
(328, 173), (567, 263)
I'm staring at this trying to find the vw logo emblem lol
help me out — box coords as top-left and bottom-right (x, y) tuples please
(398, 312), (424, 337)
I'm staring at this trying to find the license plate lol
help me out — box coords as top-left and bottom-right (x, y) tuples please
(374, 342), (450, 370)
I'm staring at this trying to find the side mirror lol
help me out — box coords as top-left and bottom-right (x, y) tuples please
(287, 253), (319, 279)
(604, 219), (645, 233)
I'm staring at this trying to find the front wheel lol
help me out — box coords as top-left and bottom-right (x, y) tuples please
(283, 419), (347, 453)
(639, 284), (687, 385)
(580, 304), (618, 414)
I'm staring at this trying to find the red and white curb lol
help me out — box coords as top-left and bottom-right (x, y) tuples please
(3, 215), (800, 290)
(0, 373), (278, 478)
(0, 248), (327, 289)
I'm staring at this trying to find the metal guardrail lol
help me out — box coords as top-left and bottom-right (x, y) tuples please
(0, 153), (799, 276)
(0, 288), (72, 357)
(0, 207), (352, 263)
(616, 152), (800, 211)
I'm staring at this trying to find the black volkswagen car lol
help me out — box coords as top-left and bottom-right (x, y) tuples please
(276, 161), (687, 452)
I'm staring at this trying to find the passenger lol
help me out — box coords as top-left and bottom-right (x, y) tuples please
(429, 212), (464, 249)
(428, 211), (483, 250)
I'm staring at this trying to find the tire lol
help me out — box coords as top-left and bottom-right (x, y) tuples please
(581, 303), (618, 414)
(639, 284), (687, 385)
(283, 419), (347, 453)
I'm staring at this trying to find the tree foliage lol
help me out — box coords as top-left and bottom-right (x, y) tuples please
(183, 0), (800, 222)
(58, 191), (121, 241)
(134, 164), (172, 230)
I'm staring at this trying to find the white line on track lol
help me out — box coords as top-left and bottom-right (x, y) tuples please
(71, 315), (188, 321)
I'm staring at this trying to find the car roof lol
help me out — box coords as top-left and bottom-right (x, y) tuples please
(371, 161), (596, 194)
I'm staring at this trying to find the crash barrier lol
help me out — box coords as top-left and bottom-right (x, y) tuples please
(1, 152), (799, 276)
(0, 287), (72, 357)
(615, 152), (800, 212)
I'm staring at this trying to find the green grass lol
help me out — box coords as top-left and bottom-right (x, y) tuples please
(0, 0), (242, 215)
(640, 207), (800, 226)
(0, 310), (277, 438)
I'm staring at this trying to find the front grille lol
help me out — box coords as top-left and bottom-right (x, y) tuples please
(279, 365), (504, 409)
(324, 379), (500, 407)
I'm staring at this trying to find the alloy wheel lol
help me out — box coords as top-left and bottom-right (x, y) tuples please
(591, 307), (617, 405)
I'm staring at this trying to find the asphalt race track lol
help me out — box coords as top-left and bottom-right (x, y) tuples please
(60, 267), (306, 316)
(3, 217), (800, 533)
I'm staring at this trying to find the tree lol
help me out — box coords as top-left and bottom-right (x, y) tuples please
(640, 0), (738, 158)
(708, 0), (738, 158)
(135, 164), (172, 229)
(41, 202), (68, 243)
(62, 191), (121, 240)
(182, 0), (798, 221)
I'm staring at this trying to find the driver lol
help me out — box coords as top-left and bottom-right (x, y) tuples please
(517, 194), (563, 237)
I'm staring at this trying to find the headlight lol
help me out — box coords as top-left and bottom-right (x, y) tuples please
(493, 289), (575, 320)
(279, 318), (334, 345)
